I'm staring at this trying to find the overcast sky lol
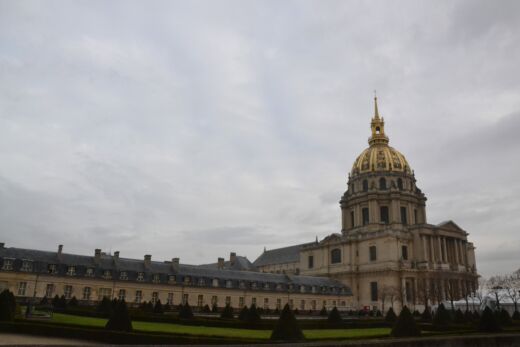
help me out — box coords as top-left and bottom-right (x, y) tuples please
(1, 0), (519, 278)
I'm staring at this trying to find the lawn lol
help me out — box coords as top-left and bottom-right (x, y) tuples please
(50, 313), (391, 340)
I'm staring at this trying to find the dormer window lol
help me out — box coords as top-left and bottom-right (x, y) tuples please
(379, 177), (387, 190)
(251, 282), (257, 289)
(153, 274), (161, 283)
(226, 280), (232, 288)
(137, 272), (144, 281)
(276, 283), (283, 291)
(67, 266), (76, 276)
(263, 283), (270, 290)
(21, 260), (33, 272)
(48, 264), (57, 274)
(184, 276), (191, 285)
(212, 278), (219, 287)
(239, 281), (245, 289)
(85, 268), (94, 277)
(362, 179), (369, 192)
(119, 271), (128, 280)
(312, 286), (317, 293)
(1, 258), (13, 271)
(102, 270), (111, 279)
(168, 275), (176, 284)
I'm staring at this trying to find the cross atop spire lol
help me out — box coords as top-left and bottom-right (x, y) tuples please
(374, 91), (380, 119)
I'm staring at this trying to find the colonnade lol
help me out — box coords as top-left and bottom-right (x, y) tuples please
(420, 234), (468, 267)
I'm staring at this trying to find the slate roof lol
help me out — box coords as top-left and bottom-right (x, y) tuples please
(253, 242), (314, 267)
(198, 256), (257, 271)
(0, 245), (352, 296)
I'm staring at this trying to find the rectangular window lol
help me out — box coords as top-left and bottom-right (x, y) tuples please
(370, 282), (378, 302)
(252, 297), (257, 306)
(18, 282), (27, 296)
(182, 293), (189, 305)
(64, 285), (73, 299)
(362, 207), (369, 225)
(151, 292), (158, 304)
(85, 268), (94, 277)
(168, 275), (176, 284)
(402, 245), (408, 260)
(323, 300), (327, 309)
(289, 299), (293, 308)
(308, 255), (314, 269)
(153, 274), (161, 283)
(380, 206), (389, 224)
(350, 210), (355, 228)
(369, 245), (377, 261)
(239, 297), (244, 308)
(102, 270), (111, 279)
(311, 300), (316, 310)
(300, 300), (305, 310)
(211, 295), (218, 305)
(135, 290), (142, 304)
(400, 206), (408, 225)
(48, 264), (57, 274)
(120, 271), (128, 280)
(414, 209), (418, 224)
(225, 296), (231, 306)
(45, 284), (54, 298)
(137, 272), (144, 281)
(226, 280), (232, 288)
(276, 298), (281, 309)
(118, 289), (126, 301)
(67, 266), (76, 276)
(83, 287), (91, 300)
(167, 293), (173, 305)
(21, 260), (33, 272)
(264, 297), (269, 309)
(197, 294), (204, 307)
(1, 258), (13, 271)
(98, 288), (112, 301)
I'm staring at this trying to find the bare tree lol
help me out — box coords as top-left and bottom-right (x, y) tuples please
(503, 273), (520, 314)
(380, 285), (400, 310)
(473, 277), (487, 311)
(487, 275), (506, 310)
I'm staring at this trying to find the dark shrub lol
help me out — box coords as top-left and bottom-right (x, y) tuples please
(153, 300), (163, 314)
(211, 303), (218, 313)
(421, 307), (432, 322)
(498, 309), (512, 326)
(512, 310), (520, 321)
(97, 297), (113, 317)
(478, 307), (501, 332)
(293, 308), (299, 315)
(246, 304), (261, 323)
(464, 310), (473, 322)
(454, 308), (466, 324)
(473, 310), (481, 321)
(319, 306), (327, 316)
(39, 297), (48, 305)
(202, 304), (211, 313)
(413, 310), (421, 318)
(433, 303), (451, 327)
(105, 300), (132, 332)
(327, 307), (342, 324)
(178, 303), (193, 319)
(68, 296), (78, 307)
(238, 306), (249, 321)
(52, 295), (60, 308)
(391, 306), (420, 337)
(220, 304), (234, 319)
(58, 295), (67, 309)
(163, 303), (170, 312)
(0, 289), (16, 321)
(375, 310), (382, 317)
(385, 307), (397, 323)
(270, 304), (304, 341)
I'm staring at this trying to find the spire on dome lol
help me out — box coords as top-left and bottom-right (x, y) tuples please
(368, 94), (389, 146)
(374, 91), (380, 119)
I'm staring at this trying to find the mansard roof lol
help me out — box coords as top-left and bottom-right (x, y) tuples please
(198, 256), (257, 271)
(0, 245), (351, 295)
(253, 242), (314, 267)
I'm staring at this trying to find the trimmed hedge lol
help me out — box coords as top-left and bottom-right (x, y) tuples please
(270, 304), (304, 341)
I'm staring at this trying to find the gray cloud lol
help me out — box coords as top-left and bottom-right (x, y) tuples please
(0, 0), (519, 276)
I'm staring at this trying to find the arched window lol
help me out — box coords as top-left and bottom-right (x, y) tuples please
(379, 178), (387, 190)
(375, 127), (380, 134)
(331, 249), (341, 264)
(362, 179), (368, 192)
(397, 178), (403, 190)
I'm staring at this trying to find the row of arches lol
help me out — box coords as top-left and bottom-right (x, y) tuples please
(361, 177), (404, 192)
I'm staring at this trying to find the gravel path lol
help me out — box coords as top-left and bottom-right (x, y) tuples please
(0, 333), (99, 345)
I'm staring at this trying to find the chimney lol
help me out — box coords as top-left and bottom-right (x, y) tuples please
(94, 249), (101, 263)
(171, 258), (179, 272)
(218, 257), (225, 270)
(0, 242), (5, 248)
(144, 254), (152, 268)
(58, 244), (63, 254)
(114, 251), (120, 260)
(229, 252), (236, 266)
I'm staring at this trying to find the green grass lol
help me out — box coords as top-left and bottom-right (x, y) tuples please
(50, 313), (391, 340)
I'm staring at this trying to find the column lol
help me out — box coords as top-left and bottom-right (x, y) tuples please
(440, 280), (446, 301)
(442, 237), (448, 263)
(429, 236), (435, 263)
(437, 237), (443, 263)
(454, 239), (460, 265)
(401, 277), (407, 305)
(422, 236), (429, 261)
(413, 278), (418, 305)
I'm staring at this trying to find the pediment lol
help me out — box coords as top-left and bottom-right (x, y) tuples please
(437, 220), (465, 233)
(319, 233), (342, 245)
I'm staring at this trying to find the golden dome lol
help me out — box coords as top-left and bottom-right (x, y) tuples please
(351, 97), (412, 176)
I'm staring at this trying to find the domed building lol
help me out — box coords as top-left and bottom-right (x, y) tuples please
(255, 98), (479, 311)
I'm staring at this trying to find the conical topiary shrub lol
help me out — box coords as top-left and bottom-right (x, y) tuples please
(97, 297), (113, 317)
(385, 307), (397, 323)
(270, 304), (304, 341)
(478, 307), (501, 332)
(238, 306), (249, 321)
(327, 306), (342, 324)
(498, 309), (512, 326)
(421, 307), (432, 322)
(0, 290), (16, 321)
(68, 296), (78, 307)
(179, 303), (194, 319)
(319, 306), (327, 316)
(105, 300), (132, 332)
(153, 300), (164, 314)
(391, 306), (420, 337)
(454, 308), (466, 324)
(220, 304), (234, 319)
(246, 304), (261, 323)
(512, 310), (520, 321)
(433, 303), (451, 328)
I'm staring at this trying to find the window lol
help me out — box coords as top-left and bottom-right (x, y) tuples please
(167, 293), (173, 305)
(370, 282), (378, 301)
(226, 280), (233, 288)
(168, 275), (176, 284)
(311, 300), (316, 310)
(251, 282), (257, 290)
(182, 293), (188, 305)
(330, 248), (341, 264)
(276, 283), (283, 291)
(197, 295), (204, 307)
(102, 270), (111, 279)
(308, 255), (314, 269)
(300, 285), (306, 293)
(85, 268), (94, 277)
(276, 298), (281, 309)
(332, 300), (336, 306)
(211, 295), (218, 305)
(67, 266), (76, 276)
(362, 207), (369, 225)
(64, 285), (73, 299)
(1, 258), (13, 271)
(400, 206), (408, 225)
(362, 179), (368, 192)
(380, 206), (389, 224)
(45, 284), (54, 298)
(48, 264), (57, 274)
(239, 297), (245, 308)
(414, 209), (418, 224)
(322, 300), (327, 309)
(226, 296), (231, 306)
(135, 290), (142, 304)
(21, 260), (33, 272)
(289, 299), (293, 308)
(184, 276), (191, 285)
(300, 300), (305, 310)
(212, 278), (219, 287)
(264, 298), (269, 309)
(397, 178), (403, 190)
(98, 288), (112, 301)
(239, 281), (245, 289)
(252, 297), (257, 306)
(18, 282), (27, 296)
(118, 289), (126, 301)
(137, 272), (144, 281)
(153, 274), (161, 283)
(263, 282), (270, 290)
(151, 292), (158, 304)
(402, 245), (408, 260)
(119, 271), (128, 280)
(369, 246), (377, 261)
(341, 301), (346, 307)
(82, 287), (91, 300)
(379, 178), (387, 190)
